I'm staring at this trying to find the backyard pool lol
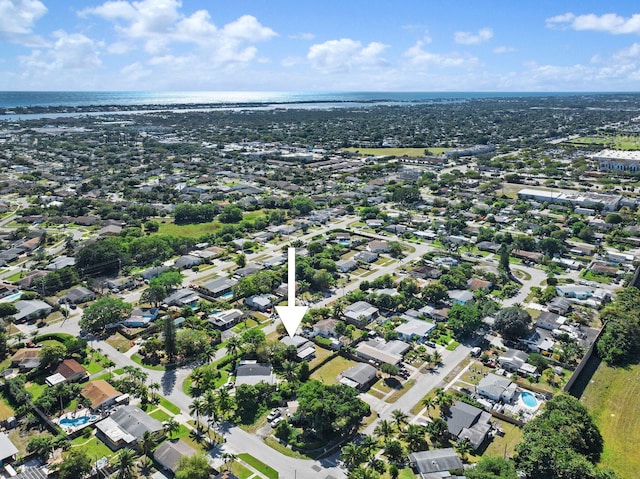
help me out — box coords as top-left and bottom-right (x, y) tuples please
(519, 391), (538, 409)
(220, 292), (234, 300)
(59, 414), (98, 428)
(0, 292), (22, 303)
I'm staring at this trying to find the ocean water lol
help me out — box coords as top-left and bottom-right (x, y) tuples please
(0, 90), (598, 109)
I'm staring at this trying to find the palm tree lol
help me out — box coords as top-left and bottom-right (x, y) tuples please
(221, 452), (237, 471)
(401, 424), (426, 452)
(341, 443), (366, 471)
(199, 346), (215, 364)
(365, 456), (386, 475)
(189, 398), (205, 431)
(226, 335), (242, 365)
(114, 448), (137, 479)
(281, 360), (297, 382)
(140, 431), (155, 460)
(454, 437), (473, 462)
(348, 466), (380, 479)
(163, 418), (180, 439)
(373, 419), (395, 441)
(359, 435), (377, 456)
(421, 397), (435, 418)
(432, 350), (442, 365)
(148, 382), (160, 402)
(391, 409), (409, 430)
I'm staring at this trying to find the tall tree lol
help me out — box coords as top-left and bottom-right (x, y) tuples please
(79, 297), (132, 332)
(163, 315), (177, 361)
(57, 449), (92, 479)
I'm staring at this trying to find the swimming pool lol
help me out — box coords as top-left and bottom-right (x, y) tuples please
(59, 415), (97, 427)
(0, 292), (22, 303)
(220, 292), (234, 300)
(339, 240), (351, 246)
(520, 391), (538, 408)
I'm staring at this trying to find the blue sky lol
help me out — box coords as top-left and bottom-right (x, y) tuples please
(2, 0), (640, 91)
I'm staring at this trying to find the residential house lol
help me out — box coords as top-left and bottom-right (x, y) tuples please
(0, 432), (19, 465)
(10, 348), (41, 371)
(200, 277), (238, 298)
(235, 361), (276, 386)
(81, 380), (123, 411)
(336, 259), (357, 273)
(339, 363), (378, 391)
(512, 249), (544, 263)
(368, 240), (389, 253)
(233, 264), (263, 278)
(476, 241), (501, 253)
(409, 264), (442, 279)
(98, 224), (122, 236)
(497, 349), (529, 372)
(164, 288), (200, 308)
(139, 266), (169, 281)
(355, 339), (410, 366)
(476, 373), (517, 402)
(15, 270), (47, 289)
(354, 251), (378, 263)
(106, 277), (135, 291)
(448, 290), (474, 305)
(442, 401), (492, 450)
(13, 300), (51, 322)
(122, 307), (160, 328)
(60, 286), (95, 304)
(394, 319), (436, 343)
(280, 335), (316, 361)
(55, 359), (88, 383)
(245, 295), (273, 312)
(408, 448), (464, 479)
(214, 472), (240, 479)
(467, 278), (492, 291)
(556, 284), (593, 300)
(536, 311), (565, 331)
(344, 301), (379, 324)
(96, 405), (163, 450)
(313, 318), (339, 338)
(153, 440), (197, 475)
(547, 297), (571, 315)
(208, 309), (244, 330)
(173, 254), (202, 269)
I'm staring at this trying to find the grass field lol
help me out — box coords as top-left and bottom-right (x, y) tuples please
(238, 453), (279, 479)
(311, 356), (358, 385)
(570, 135), (640, 150)
(343, 147), (449, 157)
(158, 220), (221, 238)
(580, 360), (640, 479)
(0, 395), (15, 421)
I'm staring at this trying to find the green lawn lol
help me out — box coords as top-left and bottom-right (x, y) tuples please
(310, 356), (358, 385)
(70, 434), (114, 460)
(25, 381), (47, 400)
(570, 135), (640, 150)
(580, 360), (640, 479)
(158, 220), (221, 238)
(159, 397), (181, 414)
(0, 395), (15, 421)
(149, 408), (172, 422)
(478, 420), (524, 461)
(231, 462), (254, 479)
(131, 353), (166, 370)
(84, 360), (105, 375)
(238, 453), (278, 479)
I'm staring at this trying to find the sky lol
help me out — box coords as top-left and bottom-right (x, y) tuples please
(3, 0), (640, 92)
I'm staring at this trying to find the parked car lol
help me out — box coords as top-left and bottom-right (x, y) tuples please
(267, 410), (281, 422)
(270, 417), (284, 428)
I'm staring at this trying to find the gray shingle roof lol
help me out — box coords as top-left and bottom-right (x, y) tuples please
(408, 447), (463, 474)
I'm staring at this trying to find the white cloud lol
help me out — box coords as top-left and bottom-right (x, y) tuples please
(0, 0), (47, 46)
(82, 0), (277, 62)
(546, 12), (640, 35)
(545, 12), (576, 29)
(454, 27), (493, 45)
(19, 30), (101, 76)
(404, 41), (478, 67)
(493, 45), (515, 54)
(307, 38), (388, 72)
(0, 0), (47, 34)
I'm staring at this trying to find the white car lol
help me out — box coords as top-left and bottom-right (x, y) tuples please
(270, 417), (284, 428)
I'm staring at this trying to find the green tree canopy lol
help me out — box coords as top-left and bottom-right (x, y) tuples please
(494, 306), (532, 341)
(175, 453), (211, 479)
(79, 297), (132, 332)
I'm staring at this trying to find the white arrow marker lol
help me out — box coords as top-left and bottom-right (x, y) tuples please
(275, 247), (308, 338)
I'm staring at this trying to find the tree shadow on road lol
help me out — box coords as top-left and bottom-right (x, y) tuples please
(161, 368), (176, 395)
